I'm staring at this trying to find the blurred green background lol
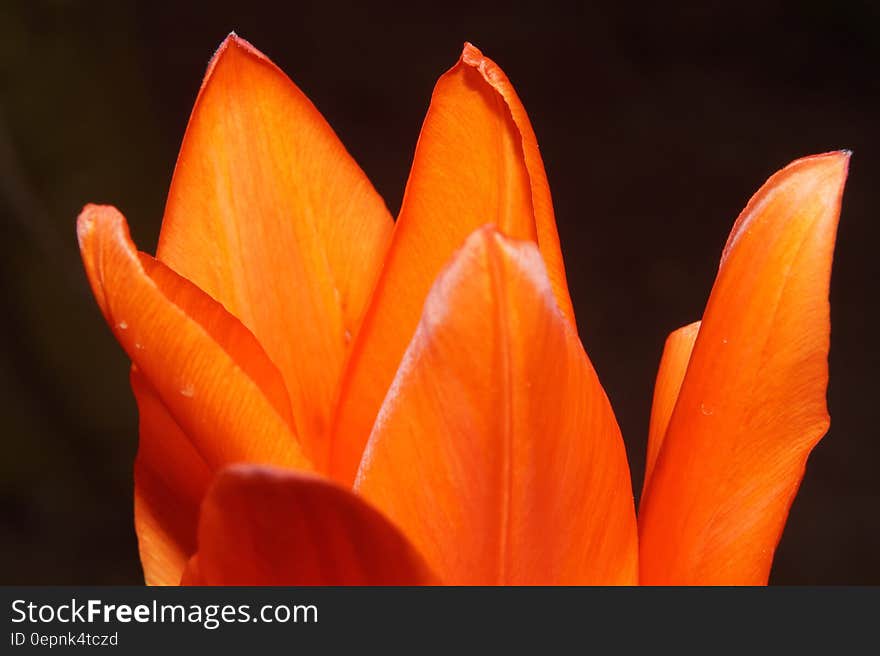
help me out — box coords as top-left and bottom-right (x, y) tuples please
(1, 0), (878, 583)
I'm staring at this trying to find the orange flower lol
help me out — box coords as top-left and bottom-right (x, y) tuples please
(77, 34), (848, 586)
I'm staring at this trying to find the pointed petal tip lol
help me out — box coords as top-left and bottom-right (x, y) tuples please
(836, 148), (852, 173)
(223, 31), (262, 57)
(784, 150), (851, 186)
(798, 149), (851, 174)
(660, 320), (701, 358)
(776, 150), (850, 187)
(205, 32), (270, 83)
(451, 225), (550, 294)
(784, 149), (852, 211)
(214, 31), (249, 55)
(722, 151), (850, 263)
(829, 149), (852, 183)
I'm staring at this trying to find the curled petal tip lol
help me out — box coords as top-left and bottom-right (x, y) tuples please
(75, 204), (97, 241)
(461, 42), (483, 63)
(76, 203), (121, 246)
(459, 42), (504, 83)
(76, 201), (102, 225)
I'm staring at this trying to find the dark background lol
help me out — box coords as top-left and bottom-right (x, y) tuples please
(1, 0), (877, 584)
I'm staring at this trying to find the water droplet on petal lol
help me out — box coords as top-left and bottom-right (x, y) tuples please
(700, 403), (714, 416)
(180, 384), (195, 398)
(117, 320), (128, 330)
(344, 329), (352, 344)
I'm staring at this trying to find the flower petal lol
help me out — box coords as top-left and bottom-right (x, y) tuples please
(330, 43), (574, 482)
(355, 227), (637, 584)
(640, 321), (700, 499)
(184, 464), (436, 585)
(638, 152), (849, 585)
(156, 34), (393, 463)
(130, 368), (210, 586)
(77, 204), (310, 471)
(79, 203), (314, 584)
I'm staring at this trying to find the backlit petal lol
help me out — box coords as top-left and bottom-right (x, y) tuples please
(640, 321), (700, 499)
(356, 227), (637, 585)
(157, 34), (393, 463)
(130, 368), (210, 586)
(77, 204), (310, 471)
(330, 43), (574, 482)
(638, 152), (849, 585)
(186, 464), (436, 585)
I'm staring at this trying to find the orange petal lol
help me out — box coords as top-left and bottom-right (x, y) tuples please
(638, 152), (849, 585)
(77, 204), (310, 473)
(640, 321), (700, 500)
(130, 368), (210, 586)
(79, 203), (313, 584)
(186, 464), (436, 585)
(330, 43), (574, 482)
(157, 34), (393, 463)
(355, 227), (637, 585)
